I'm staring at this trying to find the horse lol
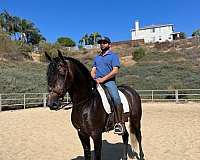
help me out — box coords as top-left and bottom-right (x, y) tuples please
(45, 50), (144, 160)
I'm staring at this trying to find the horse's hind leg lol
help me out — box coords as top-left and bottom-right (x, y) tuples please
(135, 128), (144, 160)
(78, 132), (91, 160)
(121, 130), (129, 160)
(91, 132), (102, 160)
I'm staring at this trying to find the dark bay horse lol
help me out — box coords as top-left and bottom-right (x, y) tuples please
(45, 51), (144, 160)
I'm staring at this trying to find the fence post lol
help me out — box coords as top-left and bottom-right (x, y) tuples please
(24, 94), (26, 109)
(0, 94), (2, 111)
(151, 90), (154, 102)
(175, 90), (179, 103)
(43, 93), (47, 107)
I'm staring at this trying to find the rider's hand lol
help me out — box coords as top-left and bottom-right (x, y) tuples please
(95, 78), (105, 84)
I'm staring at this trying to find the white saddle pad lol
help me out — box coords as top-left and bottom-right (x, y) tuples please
(97, 84), (130, 114)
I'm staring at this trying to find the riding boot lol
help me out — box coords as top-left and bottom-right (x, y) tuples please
(114, 103), (125, 135)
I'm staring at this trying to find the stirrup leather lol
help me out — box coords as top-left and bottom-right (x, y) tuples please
(114, 123), (124, 134)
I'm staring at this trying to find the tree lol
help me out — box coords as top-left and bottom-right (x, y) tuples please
(79, 38), (84, 45)
(0, 10), (46, 44)
(27, 30), (46, 45)
(79, 34), (89, 45)
(192, 29), (200, 37)
(11, 16), (21, 40)
(0, 10), (17, 36)
(90, 32), (101, 44)
(20, 19), (35, 42)
(0, 10), (13, 33)
(179, 32), (186, 39)
(56, 37), (76, 47)
(79, 32), (102, 45)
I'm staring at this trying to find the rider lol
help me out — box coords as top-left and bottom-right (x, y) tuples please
(91, 36), (125, 135)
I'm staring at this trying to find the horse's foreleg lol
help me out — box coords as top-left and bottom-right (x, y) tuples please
(91, 132), (102, 160)
(78, 132), (91, 160)
(122, 131), (129, 160)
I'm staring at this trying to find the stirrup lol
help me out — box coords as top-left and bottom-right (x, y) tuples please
(114, 123), (124, 135)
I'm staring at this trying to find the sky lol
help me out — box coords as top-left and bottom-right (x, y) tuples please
(0, 0), (199, 44)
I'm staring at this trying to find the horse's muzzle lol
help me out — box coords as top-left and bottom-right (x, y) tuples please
(48, 101), (61, 110)
(47, 92), (61, 110)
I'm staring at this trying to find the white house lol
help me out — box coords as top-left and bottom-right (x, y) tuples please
(131, 20), (180, 43)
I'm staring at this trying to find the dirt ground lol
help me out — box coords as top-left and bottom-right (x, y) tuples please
(0, 102), (200, 160)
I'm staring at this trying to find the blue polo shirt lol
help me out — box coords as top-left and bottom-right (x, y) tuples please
(92, 50), (120, 80)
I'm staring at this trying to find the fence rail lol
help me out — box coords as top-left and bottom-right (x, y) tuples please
(137, 89), (200, 102)
(0, 93), (70, 111)
(0, 89), (200, 111)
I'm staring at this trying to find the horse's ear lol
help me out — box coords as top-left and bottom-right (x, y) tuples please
(45, 52), (52, 62)
(58, 50), (66, 64)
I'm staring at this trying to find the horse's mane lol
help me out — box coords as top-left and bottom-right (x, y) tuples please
(65, 57), (97, 89)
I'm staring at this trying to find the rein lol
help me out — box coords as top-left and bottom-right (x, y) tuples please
(56, 101), (72, 110)
(56, 89), (95, 110)
(73, 93), (93, 107)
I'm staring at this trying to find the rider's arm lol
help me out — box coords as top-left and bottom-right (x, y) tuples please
(96, 67), (119, 83)
(91, 67), (96, 79)
(103, 67), (119, 81)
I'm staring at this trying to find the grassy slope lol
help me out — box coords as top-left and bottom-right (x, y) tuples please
(118, 50), (200, 90)
(0, 49), (200, 93)
(0, 61), (47, 93)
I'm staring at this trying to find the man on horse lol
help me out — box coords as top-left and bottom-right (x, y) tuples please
(91, 36), (125, 135)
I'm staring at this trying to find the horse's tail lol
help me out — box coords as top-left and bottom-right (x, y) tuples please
(128, 120), (138, 153)
(118, 85), (143, 158)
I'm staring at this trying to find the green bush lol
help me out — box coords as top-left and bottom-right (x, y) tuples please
(132, 47), (146, 61)
(56, 37), (76, 47)
(192, 29), (200, 37)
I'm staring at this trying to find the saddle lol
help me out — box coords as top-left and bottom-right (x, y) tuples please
(99, 84), (130, 132)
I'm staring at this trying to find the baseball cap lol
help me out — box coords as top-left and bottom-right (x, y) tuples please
(97, 36), (111, 44)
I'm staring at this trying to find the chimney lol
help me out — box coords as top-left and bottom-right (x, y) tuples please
(135, 20), (139, 31)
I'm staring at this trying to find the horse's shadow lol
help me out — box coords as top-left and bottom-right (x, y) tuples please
(71, 140), (138, 160)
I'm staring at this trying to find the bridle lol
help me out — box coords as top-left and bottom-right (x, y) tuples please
(51, 61), (96, 110)
(54, 90), (94, 111)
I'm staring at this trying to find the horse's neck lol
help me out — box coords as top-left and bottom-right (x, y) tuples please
(68, 79), (93, 105)
(67, 61), (95, 105)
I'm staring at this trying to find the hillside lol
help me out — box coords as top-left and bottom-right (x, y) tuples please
(0, 61), (47, 93)
(0, 45), (200, 93)
(118, 49), (200, 90)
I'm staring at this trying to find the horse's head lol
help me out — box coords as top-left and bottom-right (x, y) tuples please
(45, 50), (73, 110)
